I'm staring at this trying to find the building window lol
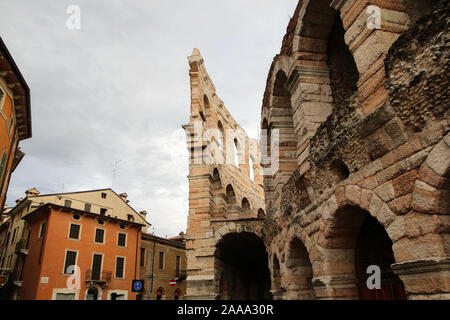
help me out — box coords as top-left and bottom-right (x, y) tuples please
(100, 208), (107, 216)
(101, 193), (107, 199)
(159, 252), (164, 270)
(156, 288), (163, 300)
(115, 257), (125, 279)
(127, 214), (134, 222)
(119, 224), (126, 230)
(69, 224), (81, 240)
(117, 233), (126, 247)
(84, 203), (91, 212)
(176, 255), (181, 275)
(39, 222), (47, 239)
(64, 250), (77, 274)
(94, 229), (105, 244)
(97, 219), (105, 226)
(72, 214), (81, 221)
(11, 228), (17, 244)
(91, 254), (103, 281)
(64, 200), (72, 208)
(140, 248), (146, 267)
(55, 293), (75, 300)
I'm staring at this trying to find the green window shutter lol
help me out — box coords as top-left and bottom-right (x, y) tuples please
(0, 152), (7, 180)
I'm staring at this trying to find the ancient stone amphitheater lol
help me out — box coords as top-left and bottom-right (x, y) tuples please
(183, 0), (449, 300)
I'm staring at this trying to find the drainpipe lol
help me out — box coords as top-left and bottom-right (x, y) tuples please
(135, 229), (139, 280)
(150, 237), (156, 296)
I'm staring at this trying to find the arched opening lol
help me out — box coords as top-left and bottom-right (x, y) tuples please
(218, 121), (225, 160)
(271, 70), (296, 163)
(257, 209), (265, 219)
(285, 238), (315, 300)
(327, 13), (359, 108)
(156, 287), (164, 300)
(271, 255), (282, 299)
(233, 139), (239, 167)
(330, 159), (350, 183)
(174, 288), (181, 300)
(225, 185), (236, 205)
(241, 198), (250, 215)
(212, 168), (221, 190)
(204, 95), (211, 109)
(261, 118), (271, 158)
(215, 232), (271, 300)
(199, 110), (206, 123)
(355, 216), (407, 300)
(249, 156), (255, 181)
(321, 205), (406, 300)
(86, 286), (99, 300)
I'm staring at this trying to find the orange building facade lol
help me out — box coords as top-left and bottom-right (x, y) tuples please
(0, 37), (32, 211)
(19, 204), (144, 300)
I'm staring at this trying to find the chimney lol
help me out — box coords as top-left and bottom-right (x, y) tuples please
(16, 198), (23, 204)
(25, 188), (40, 197)
(119, 193), (129, 202)
(139, 210), (147, 220)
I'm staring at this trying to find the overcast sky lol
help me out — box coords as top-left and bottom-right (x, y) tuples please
(0, 0), (298, 237)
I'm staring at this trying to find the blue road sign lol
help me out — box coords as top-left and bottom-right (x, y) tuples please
(132, 280), (144, 292)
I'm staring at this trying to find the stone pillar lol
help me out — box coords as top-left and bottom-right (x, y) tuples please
(392, 258), (450, 300)
(312, 275), (359, 300)
(287, 65), (333, 166)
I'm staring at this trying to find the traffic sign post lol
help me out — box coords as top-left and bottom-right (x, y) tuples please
(132, 280), (144, 292)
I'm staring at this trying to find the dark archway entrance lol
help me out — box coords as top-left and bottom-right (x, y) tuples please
(215, 232), (271, 300)
(355, 216), (407, 300)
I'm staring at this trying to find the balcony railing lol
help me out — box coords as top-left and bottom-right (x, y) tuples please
(14, 239), (29, 255)
(175, 269), (187, 280)
(85, 270), (112, 284)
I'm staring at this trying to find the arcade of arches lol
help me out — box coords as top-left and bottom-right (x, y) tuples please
(184, 0), (449, 300)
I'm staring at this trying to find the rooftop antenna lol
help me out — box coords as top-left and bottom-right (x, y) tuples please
(112, 160), (122, 189)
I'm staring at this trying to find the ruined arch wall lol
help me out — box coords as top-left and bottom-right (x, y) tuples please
(184, 50), (266, 299)
(261, 0), (450, 300)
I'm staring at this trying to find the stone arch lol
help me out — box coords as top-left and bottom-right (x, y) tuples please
(225, 184), (236, 205)
(257, 208), (265, 219)
(269, 69), (297, 151)
(215, 232), (271, 300)
(212, 168), (222, 190)
(241, 198), (251, 215)
(284, 236), (316, 300)
(233, 138), (240, 167)
(412, 133), (450, 215)
(271, 254), (282, 300)
(218, 120), (225, 158)
(314, 185), (410, 299)
(85, 284), (103, 300)
(317, 203), (405, 299)
(204, 94), (211, 109)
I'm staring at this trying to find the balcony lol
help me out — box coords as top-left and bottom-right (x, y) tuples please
(175, 269), (187, 281)
(14, 239), (29, 255)
(85, 270), (112, 287)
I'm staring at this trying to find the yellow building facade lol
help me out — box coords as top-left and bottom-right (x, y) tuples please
(140, 233), (186, 300)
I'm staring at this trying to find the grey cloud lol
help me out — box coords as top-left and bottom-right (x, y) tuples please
(1, 0), (298, 237)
